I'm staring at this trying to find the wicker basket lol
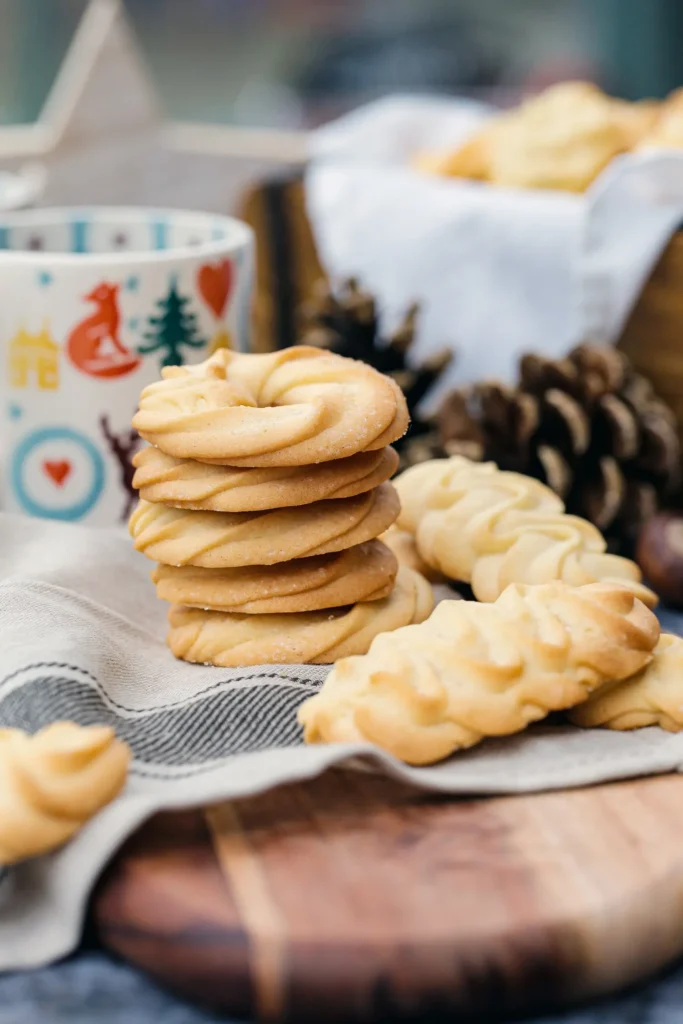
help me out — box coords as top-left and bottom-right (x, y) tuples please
(618, 233), (683, 440)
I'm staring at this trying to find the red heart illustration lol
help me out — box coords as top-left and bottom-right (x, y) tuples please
(43, 460), (71, 487)
(197, 259), (233, 318)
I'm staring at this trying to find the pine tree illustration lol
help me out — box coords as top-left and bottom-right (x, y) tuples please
(138, 278), (205, 368)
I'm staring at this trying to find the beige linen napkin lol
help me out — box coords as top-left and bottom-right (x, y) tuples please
(1, 511), (683, 971)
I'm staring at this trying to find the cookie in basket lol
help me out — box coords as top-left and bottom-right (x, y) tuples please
(486, 82), (628, 192)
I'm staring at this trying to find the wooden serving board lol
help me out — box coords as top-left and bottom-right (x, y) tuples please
(94, 770), (683, 1022)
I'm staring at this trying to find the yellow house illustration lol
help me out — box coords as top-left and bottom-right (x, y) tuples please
(9, 323), (60, 390)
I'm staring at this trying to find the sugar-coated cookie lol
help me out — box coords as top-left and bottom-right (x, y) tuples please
(130, 484), (399, 568)
(152, 541), (398, 614)
(298, 582), (659, 765)
(571, 633), (683, 732)
(132, 445), (398, 512)
(394, 457), (655, 606)
(133, 347), (409, 467)
(167, 565), (434, 667)
(0, 723), (130, 865)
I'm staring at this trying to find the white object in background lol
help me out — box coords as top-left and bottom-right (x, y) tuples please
(0, 0), (160, 162)
(310, 93), (493, 165)
(0, 0), (307, 211)
(0, 165), (45, 211)
(0, 207), (254, 527)
(306, 96), (683, 398)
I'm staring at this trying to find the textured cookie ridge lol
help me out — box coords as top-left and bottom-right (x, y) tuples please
(571, 633), (683, 732)
(132, 445), (398, 511)
(167, 565), (434, 666)
(394, 456), (655, 605)
(0, 723), (130, 865)
(133, 346), (408, 467)
(152, 541), (398, 614)
(298, 581), (659, 764)
(129, 483), (400, 568)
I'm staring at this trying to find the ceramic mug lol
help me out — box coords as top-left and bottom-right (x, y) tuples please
(0, 207), (254, 526)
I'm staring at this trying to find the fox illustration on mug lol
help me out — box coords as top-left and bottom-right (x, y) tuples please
(66, 283), (141, 380)
(2, 207), (253, 525)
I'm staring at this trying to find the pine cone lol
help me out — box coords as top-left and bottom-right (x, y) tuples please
(438, 342), (681, 553)
(300, 278), (454, 467)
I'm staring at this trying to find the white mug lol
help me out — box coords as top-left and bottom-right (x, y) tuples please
(0, 207), (254, 526)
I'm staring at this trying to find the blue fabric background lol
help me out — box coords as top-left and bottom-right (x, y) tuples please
(3, 951), (683, 1024)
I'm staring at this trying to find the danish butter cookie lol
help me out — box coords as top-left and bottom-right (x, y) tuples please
(395, 457), (655, 606)
(133, 445), (398, 512)
(167, 565), (434, 667)
(612, 98), (660, 149)
(636, 87), (683, 150)
(571, 633), (683, 732)
(129, 483), (400, 568)
(298, 582), (659, 765)
(0, 723), (130, 865)
(132, 346), (408, 467)
(487, 81), (628, 192)
(413, 125), (493, 181)
(152, 541), (398, 614)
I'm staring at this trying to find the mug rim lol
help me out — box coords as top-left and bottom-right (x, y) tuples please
(0, 206), (253, 265)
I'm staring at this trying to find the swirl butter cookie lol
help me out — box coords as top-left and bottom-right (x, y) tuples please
(637, 88), (683, 150)
(0, 723), (130, 865)
(570, 633), (683, 732)
(132, 445), (398, 512)
(129, 483), (400, 568)
(487, 81), (628, 192)
(167, 566), (434, 667)
(298, 582), (659, 765)
(394, 457), (655, 606)
(132, 347), (408, 467)
(152, 541), (398, 614)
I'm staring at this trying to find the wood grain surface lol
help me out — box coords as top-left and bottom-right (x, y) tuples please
(94, 770), (683, 1023)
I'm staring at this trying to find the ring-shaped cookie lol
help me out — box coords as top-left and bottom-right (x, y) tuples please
(152, 541), (398, 614)
(129, 483), (400, 568)
(133, 347), (409, 467)
(132, 445), (398, 512)
(167, 566), (434, 666)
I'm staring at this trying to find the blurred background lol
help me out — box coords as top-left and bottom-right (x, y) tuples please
(1, 0), (683, 133)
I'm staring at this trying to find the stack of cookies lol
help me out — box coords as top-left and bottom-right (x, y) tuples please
(129, 346), (434, 667)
